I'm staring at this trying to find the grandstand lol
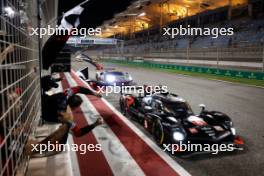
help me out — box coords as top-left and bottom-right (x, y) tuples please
(0, 0), (264, 176)
(84, 0), (264, 71)
(100, 17), (264, 51)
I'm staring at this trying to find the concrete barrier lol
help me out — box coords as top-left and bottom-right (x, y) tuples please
(104, 59), (264, 81)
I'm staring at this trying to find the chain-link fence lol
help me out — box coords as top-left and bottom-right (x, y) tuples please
(0, 0), (41, 176)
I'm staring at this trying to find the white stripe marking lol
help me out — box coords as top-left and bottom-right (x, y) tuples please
(56, 75), (81, 176)
(65, 73), (146, 176)
(71, 71), (192, 176)
(102, 99), (191, 176)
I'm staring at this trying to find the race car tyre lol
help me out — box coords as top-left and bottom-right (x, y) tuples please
(152, 119), (164, 145)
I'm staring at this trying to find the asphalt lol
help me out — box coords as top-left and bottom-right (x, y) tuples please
(72, 61), (264, 176)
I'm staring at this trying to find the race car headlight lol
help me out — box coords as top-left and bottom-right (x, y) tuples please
(173, 132), (185, 141)
(231, 128), (236, 135)
(106, 75), (116, 83)
(128, 75), (133, 81)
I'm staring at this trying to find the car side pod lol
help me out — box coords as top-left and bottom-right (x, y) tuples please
(234, 135), (245, 145)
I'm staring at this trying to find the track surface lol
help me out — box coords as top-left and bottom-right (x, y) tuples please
(72, 61), (264, 176)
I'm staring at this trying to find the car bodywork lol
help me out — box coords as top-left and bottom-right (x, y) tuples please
(96, 70), (134, 86)
(119, 92), (244, 156)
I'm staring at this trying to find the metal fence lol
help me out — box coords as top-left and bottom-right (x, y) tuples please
(103, 59), (264, 80)
(0, 0), (41, 176)
(99, 46), (264, 71)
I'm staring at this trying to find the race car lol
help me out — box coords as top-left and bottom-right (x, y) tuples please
(96, 70), (134, 86)
(119, 91), (244, 156)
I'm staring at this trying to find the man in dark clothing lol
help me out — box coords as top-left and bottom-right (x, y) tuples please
(41, 75), (60, 91)
(41, 85), (101, 123)
(31, 78), (104, 155)
(41, 87), (103, 138)
(40, 75), (103, 145)
(41, 74), (101, 123)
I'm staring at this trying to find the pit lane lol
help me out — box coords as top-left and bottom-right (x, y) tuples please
(72, 60), (264, 176)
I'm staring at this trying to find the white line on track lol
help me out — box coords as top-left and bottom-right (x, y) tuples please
(64, 72), (146, 176)
(102, 98), (191, 176)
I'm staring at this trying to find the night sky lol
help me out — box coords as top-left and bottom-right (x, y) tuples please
(58, 0), (134, 28)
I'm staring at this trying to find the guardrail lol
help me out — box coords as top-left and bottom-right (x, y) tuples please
(97, 46), (264, 71)
(104, 59), (264, 81)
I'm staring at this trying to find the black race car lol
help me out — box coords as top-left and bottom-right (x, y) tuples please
(119, 91), (244, 156)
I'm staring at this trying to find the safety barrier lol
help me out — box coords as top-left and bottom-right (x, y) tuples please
(0, 0), (41, 176)
(104, 59), (264, 81)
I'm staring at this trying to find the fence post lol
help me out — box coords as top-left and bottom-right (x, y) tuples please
(186, 47), (189, 64)
(262, 47), (264, 72)
(216, 47), (219, 69)
(121, 40), (124, 60)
